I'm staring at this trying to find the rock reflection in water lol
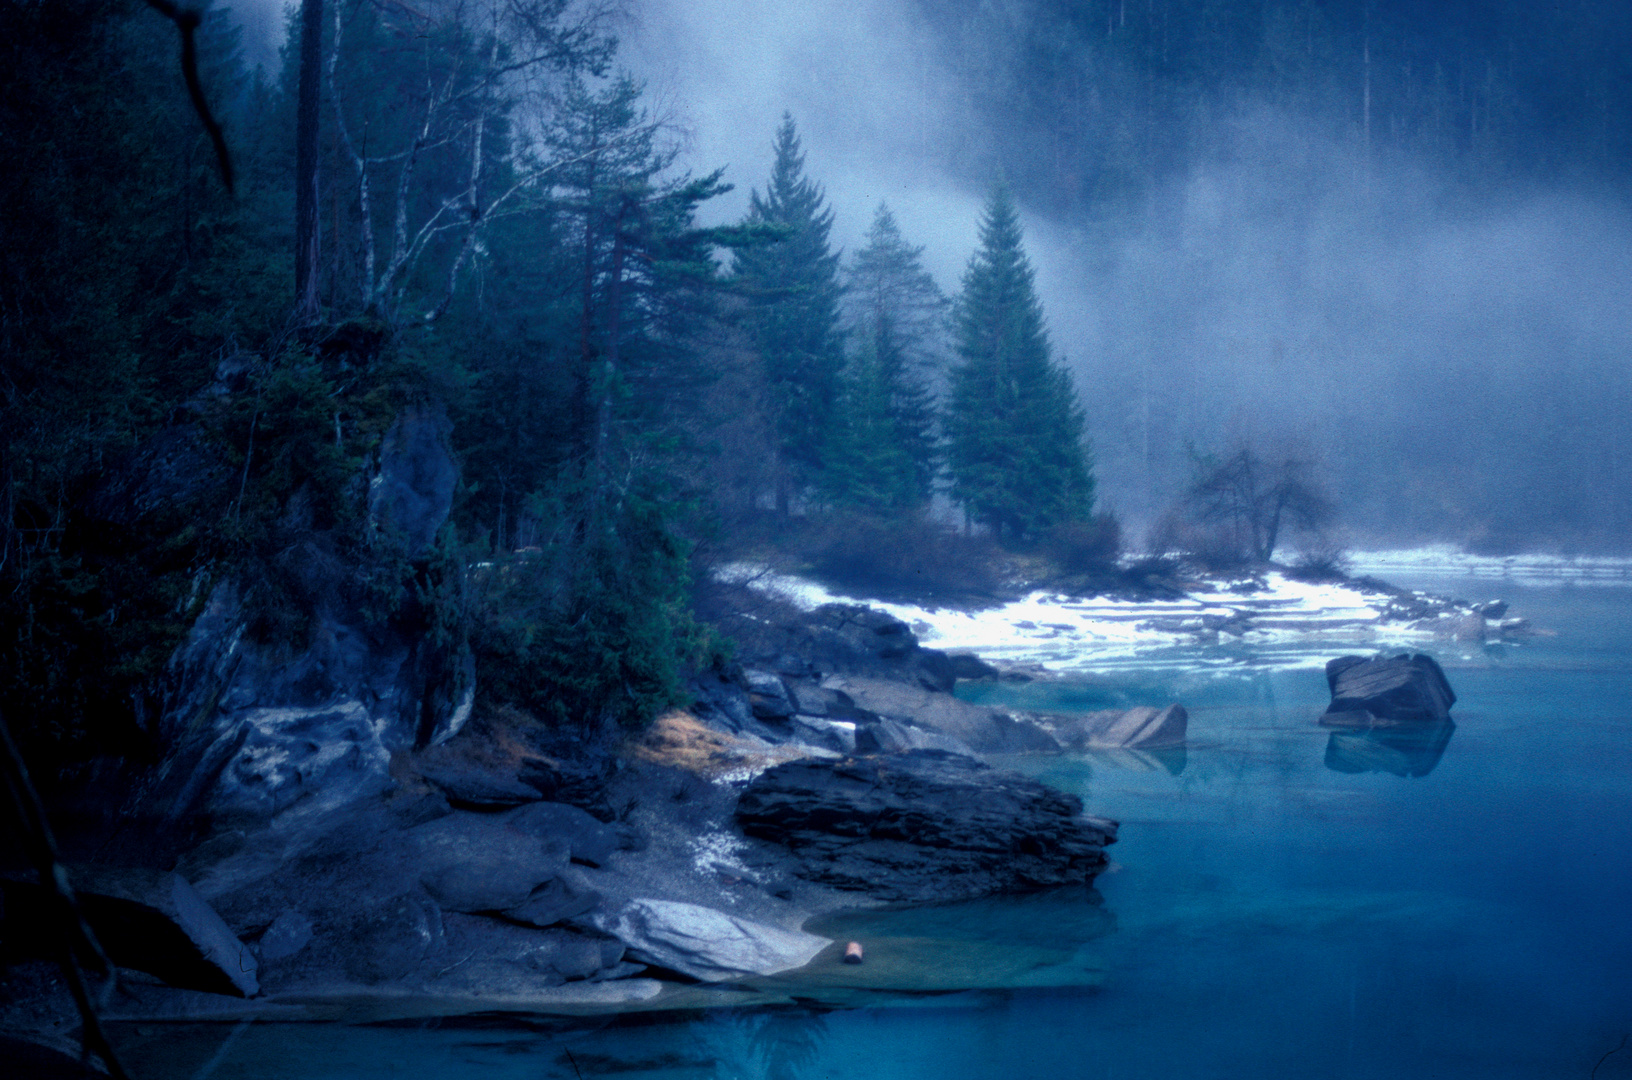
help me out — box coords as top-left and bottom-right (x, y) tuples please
(1323, 719), (1456, 777)
(1083, 746), (1187, 775)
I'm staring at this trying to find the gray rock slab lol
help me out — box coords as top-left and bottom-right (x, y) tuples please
(590, 898), (831, 982)
(213, 701), (396, 821)
(502, 802), (620, 866)
(743, 670), (795, 719)
(787, 716), (858, 755)
(501, 872), (603, 928)
(854, 717), (974, 757)
(418, 759), (543, 809)
(258, 909), (314, 962)
(1053, 705), (1187, 750)
(409, 811), (570, 912)
(821, 676), (1059, 753)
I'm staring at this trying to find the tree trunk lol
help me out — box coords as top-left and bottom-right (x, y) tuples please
(293, 0), (324, 324)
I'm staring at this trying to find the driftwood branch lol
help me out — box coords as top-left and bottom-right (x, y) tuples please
(0, 715), (131, 1080)
(142, 0), (233, 194)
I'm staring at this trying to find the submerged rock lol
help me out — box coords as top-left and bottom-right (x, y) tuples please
(588, 898), (831, 982)
(1050, 705), (1188, 751)
(736, 750), (1117, 903)
(1322, 653), (1456, 726)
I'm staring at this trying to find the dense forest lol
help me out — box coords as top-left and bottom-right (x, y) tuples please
(3, 0), (1631, 768)
(0, 0), (1096, 767)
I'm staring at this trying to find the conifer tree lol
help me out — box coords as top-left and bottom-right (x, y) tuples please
(826, 204), (945, 513)
(733, 113), (844, 513)
(945, 182), (1094, 539)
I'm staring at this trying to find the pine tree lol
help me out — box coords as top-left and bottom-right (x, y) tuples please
(945, 182), (1094, 539)
(732, 113), (844, 513)
(826, 203), (945, 513)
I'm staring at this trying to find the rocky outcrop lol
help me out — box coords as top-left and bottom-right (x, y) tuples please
(1321, 653), (1456, 726)
(146, 405), (472, 828)
(587, 899), (831, 982)
(187, 799), (635, 993)
(702, 594), (997, 694)
(367, 405), (457, 555)
(0, 868), (257, 997)
(736, 750), (1117, 903)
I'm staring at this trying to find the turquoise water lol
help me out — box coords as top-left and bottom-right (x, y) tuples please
(115, 579), (1632, 1079)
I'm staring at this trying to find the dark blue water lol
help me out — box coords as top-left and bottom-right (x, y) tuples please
(117, 580), (1632, 1079)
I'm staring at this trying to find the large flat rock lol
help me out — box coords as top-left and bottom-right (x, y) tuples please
(408, 810), (571, 912)
(736, 750), (1117, 903)
(589, 899), (831, 982)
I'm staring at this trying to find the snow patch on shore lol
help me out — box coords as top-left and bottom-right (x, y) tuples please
(718, 555), (1535, 675)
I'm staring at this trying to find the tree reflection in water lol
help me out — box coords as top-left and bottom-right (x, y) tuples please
(695, 1009), (830, 1080)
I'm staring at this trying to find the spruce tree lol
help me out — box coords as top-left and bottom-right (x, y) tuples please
(945, 182), (1094, 539)
(733, 113), (844, 513)
(826, 203), (945, 513)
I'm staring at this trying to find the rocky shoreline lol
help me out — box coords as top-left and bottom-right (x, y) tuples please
(1, 541), (1524, 1051)
(0, 412), (1519, 1049)
(0, 584), (1154, 1043)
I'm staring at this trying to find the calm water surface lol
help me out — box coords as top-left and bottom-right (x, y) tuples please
(117, 579), (1632, 1079)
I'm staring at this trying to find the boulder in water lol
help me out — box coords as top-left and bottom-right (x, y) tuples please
(1322, 654), (1456, 726)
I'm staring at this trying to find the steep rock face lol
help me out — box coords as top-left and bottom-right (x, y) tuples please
(736, 750), (1117, 903)
(149, 406), (471, 826)
(367, 405), (458, 554)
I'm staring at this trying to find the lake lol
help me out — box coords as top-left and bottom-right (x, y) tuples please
(114, 576), (1632, 1079)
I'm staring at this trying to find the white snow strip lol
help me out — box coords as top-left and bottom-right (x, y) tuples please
(716, 560), (1489, 676)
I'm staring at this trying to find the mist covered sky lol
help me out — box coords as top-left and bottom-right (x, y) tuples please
(227, 0), (1632, 551)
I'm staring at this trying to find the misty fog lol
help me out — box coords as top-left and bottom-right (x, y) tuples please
(221, 0), (1632, 552)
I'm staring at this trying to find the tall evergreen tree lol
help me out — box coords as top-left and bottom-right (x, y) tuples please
(945, 182), (1094, 539)
(826, 204), (945, 513)
(468, 73), (738, 732)
(733, 113), (844, 513)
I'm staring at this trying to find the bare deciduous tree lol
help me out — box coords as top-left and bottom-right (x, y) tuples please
(326, 0), (618, 321)
(1163, 443), (1335, 564)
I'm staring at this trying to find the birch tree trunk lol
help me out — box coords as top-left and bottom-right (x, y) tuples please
(294, 0), (324, 323)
